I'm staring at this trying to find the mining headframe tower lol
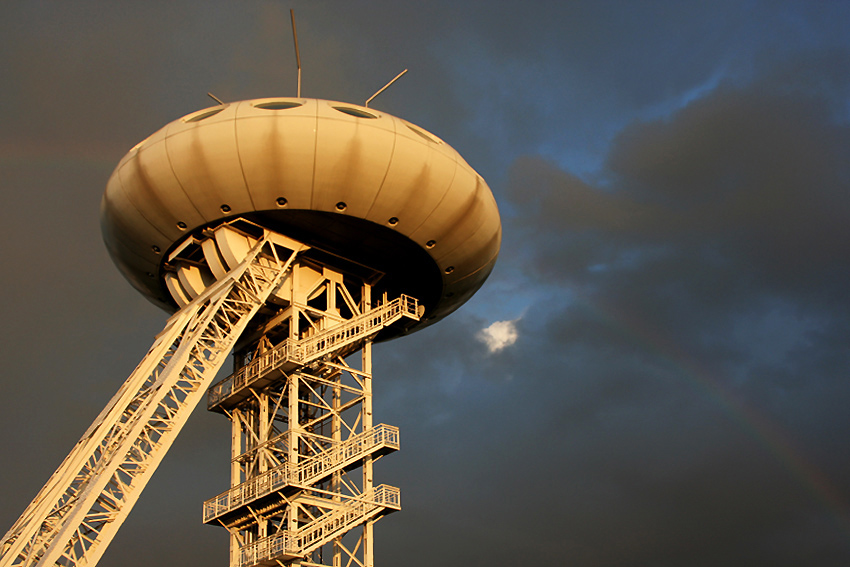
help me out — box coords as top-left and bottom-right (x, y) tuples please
(0, 22), (501, 567)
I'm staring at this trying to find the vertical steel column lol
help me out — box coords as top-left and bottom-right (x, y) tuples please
(362, 284), (375, 567)
(230, 409), (242, 567)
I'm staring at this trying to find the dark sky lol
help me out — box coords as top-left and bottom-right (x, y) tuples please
(2, 1), (850, 566)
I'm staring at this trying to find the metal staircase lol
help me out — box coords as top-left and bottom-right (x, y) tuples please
(0, 230), (303, 567)
(203, 424), (399, 524)
(207, 295), (421, 411)
(235, 486), (401, 567)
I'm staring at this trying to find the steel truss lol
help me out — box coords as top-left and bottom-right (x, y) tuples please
(0, 229), (304, 567)
(205, 259), (419, 567)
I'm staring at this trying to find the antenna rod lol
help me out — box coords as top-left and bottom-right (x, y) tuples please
(207, 92), (224, 105)
(291, 9), (302, 98)
(365, 69), (408, 108)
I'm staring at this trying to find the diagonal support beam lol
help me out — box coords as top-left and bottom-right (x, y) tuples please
(0, 231), (306, 567)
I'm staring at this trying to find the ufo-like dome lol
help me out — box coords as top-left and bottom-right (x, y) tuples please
(101, 98), (501, 337)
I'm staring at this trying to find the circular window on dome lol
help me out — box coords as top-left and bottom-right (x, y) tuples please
(254, 101), (303, 110)
(404, 122), (443, 144)
(332, 106), (377, 119)
(183, 107), (225, 123)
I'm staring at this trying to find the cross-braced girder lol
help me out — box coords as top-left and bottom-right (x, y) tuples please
(0, 228), (305, 567)
(206, 261), (418, 567)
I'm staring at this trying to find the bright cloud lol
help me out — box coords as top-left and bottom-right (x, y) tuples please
(477, 319), (520, 353)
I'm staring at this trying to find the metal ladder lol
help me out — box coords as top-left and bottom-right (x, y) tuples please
(0, 232), (303, 567)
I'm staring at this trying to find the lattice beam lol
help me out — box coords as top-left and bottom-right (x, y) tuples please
(0, 232), (304, 567)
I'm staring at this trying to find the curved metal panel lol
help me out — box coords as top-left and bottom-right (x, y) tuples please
(100, 98), (502, 338)
(235, 99), (318, 211)
(311, 102), (396, 218)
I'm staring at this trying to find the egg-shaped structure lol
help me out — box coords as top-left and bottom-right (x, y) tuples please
(101, 98), (501, 338)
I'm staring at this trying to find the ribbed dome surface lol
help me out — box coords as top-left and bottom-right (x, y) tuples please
(101, 98), (501, 335)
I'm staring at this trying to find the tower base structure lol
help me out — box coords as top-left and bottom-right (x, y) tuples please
(202, 229), (419, 567)
(0, 221), (417, 567)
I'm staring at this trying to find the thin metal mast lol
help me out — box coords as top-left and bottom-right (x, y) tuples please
(291, 9), (301, 98)
(365, 69), (407, 108)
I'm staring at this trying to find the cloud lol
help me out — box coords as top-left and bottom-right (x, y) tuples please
(509, 64), (850, 311)
(477, 318), (520, 353)
(496, 52), (850, 565)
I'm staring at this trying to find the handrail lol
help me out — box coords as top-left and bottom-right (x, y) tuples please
(236, 485), (400, 567)
(203, 424), (400, 523)
(295, 485), (400, 553)
(208, 295), (419, 409)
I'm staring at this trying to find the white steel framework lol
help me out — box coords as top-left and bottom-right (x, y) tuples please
(205, 257), (418, 567)
(0, 228), (304, 567)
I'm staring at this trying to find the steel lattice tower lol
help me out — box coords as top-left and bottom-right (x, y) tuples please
(202, 245), (418, 567)
(1, 87), (500, 566)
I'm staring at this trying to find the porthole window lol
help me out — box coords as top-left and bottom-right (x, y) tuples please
(332, 106), (377, 119)
(254, 101), (303, 110)
(405, 122), (443, 144)
(183, 107), (225, 123)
